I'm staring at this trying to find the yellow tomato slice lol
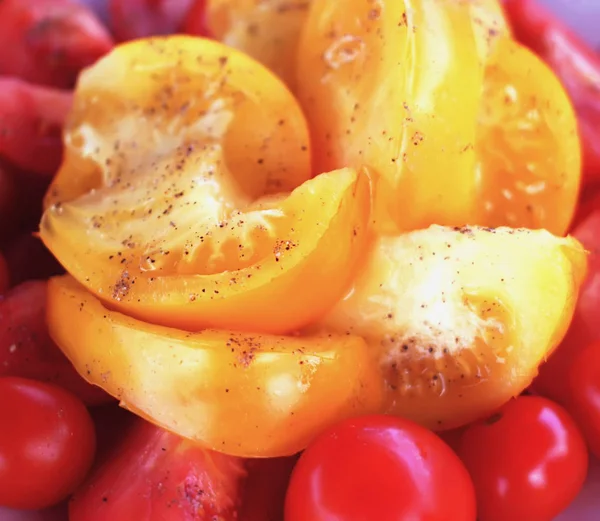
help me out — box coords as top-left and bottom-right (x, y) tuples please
(314, 225), (587, 430)
(41, 164), (371, 334)
(296, 0), (483, 233)
(206, 0), (312, 91)
(475, 38), (581, 234)
(47, 275), (384, 458)
(39, 36), (372, 334)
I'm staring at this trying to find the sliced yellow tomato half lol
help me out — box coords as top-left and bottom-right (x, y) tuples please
(296, 0), (483, 233)
(475, 38), (581, 234)
(206, 0), (312, 91)
(39, 36), (372, 334)
(314, 225), (587, 430)
(468, 0), (511, 63)
(47, 275), (384, 458)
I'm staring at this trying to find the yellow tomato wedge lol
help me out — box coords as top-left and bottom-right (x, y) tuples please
(206, 0), (312, 90)
(314, 225), (587, 430)
(39, 36), (372, 334)
(296, 0), (483, 233)
(475, 38), (581, 234)
(46, 275), (384, 458)
(41, 165), (371, 334)
(469, 0), (511, 64)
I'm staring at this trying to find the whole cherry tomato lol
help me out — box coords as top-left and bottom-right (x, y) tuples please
(0, 377), (96, 510)
(569, 340), (600, 459)
(285, 415), (477, 521)
(458, 395), (588, 521)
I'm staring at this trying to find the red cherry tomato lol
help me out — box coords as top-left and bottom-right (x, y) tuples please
(569, 340), (600, 459)
(458, 395), (588, 521)
(0, 0), (113, 89)
(70, 419), (246, 521)
(182, 0), (209, 37)
(109, 0), (195, 41)
(0, 377), (96, 510)
(285, 415), (476, 521)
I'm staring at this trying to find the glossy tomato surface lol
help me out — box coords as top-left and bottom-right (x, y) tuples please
(0, 377), (96, 510)
(285, 415), (476, 521)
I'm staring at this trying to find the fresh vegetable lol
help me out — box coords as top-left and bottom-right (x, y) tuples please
(503, 0), (600, 183)
(0, 0), (113, 89)
(458, 395), (588, 521)
(109, 0), (195, 41)
(0, 280), (110, 405)
(569, 340), (600, 459)
(40, 36), (373, 335)
(285, 414), (477, 521)
(69, 419), (245, 521)
(0, 79), (72, 177)
(0, 377), (96, 510)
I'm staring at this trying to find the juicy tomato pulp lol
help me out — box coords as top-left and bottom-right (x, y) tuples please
(0, 377), (96, 510)
(285, 415), (476, 521)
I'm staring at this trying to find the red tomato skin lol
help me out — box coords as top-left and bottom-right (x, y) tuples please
(0, 280), (111, 405)
(0, 79), (72, 177)
(285, 415), (476, 521)
(569, 340), (600, 459)
(182, 0), (210, 37)
(533, 206), (600, 403)
(0, 0), (113, 89)
(458, 396), (588, 521)
(503, 0), (600, 183)
(0, 376), (96, 510)
(109, 0), (195, 41)
(240, 456), (299, 521)
(0, 253), (9, 294)
(70, 419), (246, 521)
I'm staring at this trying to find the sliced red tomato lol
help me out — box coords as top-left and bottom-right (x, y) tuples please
(69, 419), (246, 521)
(458, 396), (588, 521)
(285, 415), (476, 521)
(0, 280), (111, 405)
(0, 377), (97, 510)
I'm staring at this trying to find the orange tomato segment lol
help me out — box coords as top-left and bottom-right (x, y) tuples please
(41, 165), (371, 334)
(206, 0), (312, 91)
(475, 38), (581, 234)
(296, 0), (483, 233)
(46, 275), (384, 458)
(39, 36), (372, 334)
(313, 225), (587, 430)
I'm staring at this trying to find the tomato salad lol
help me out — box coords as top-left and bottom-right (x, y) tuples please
(1, 0), (600, 520)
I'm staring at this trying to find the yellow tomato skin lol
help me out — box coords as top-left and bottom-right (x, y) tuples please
(39, 36), (372, 335)
(41, 166), (372, 335)
(314, 225), (587, 430)
(206, 0), (312, 91)
(475, 38), (581, 235)
(46, 275), (384, 458)
(296, 0), (483, 233)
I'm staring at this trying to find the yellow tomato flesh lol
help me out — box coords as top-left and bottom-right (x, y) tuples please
(39, 36), (372, 334)
(296, 0), (483, 233)
(314, 225), (587, 430)
(47, 275), (384, 458)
